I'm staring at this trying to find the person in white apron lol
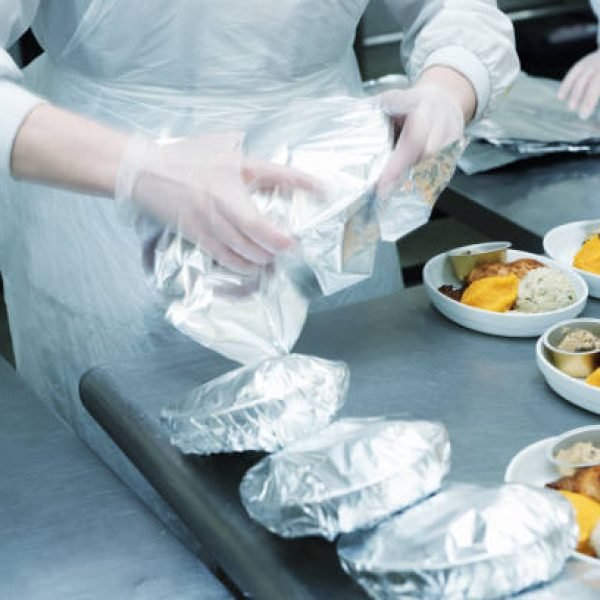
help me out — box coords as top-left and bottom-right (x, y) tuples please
(0, 1), (518, 436)
(558, 0), (600, 120)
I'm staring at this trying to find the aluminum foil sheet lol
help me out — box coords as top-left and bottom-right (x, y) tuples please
(153, 232), (309, 365)
(519, 560), (600, 600)
(161, 354), (348, 455)
(337, 483), (577, 600)
(153, 96), (462, 363)
(244, 96), (391, 296)
(239, 417), (451, 541)
(470, 74), (600, 145)
(461, 73), (600, 173)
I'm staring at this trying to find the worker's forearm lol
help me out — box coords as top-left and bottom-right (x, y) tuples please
(417, 66), (477, 123)
(10, 103), (129, 197)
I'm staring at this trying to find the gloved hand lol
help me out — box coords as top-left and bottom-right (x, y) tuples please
(376, 83), (466, 197)
(558, 51), (600, 120)
(116, 133), (318, 274)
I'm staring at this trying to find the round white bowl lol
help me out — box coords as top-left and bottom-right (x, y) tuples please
(544, 220), (600, 299)
(504, 435), (600, 565)
(423, 245), (588, 337)
(536, 322), (600, 415)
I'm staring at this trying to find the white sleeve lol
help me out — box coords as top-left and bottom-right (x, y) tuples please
(383, 0), (520, 119)
(0, 0), (45, 175)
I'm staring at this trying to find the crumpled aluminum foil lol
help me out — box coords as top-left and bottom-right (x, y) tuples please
(337, 483), (577, 600)
(519, 560), (600, 600)
(153, 96), (462, 364)
(239, 417), (451, 541)
(154, 235), (310, 364)
(460, 73), (600, 173)
(160, 354), (349, 455)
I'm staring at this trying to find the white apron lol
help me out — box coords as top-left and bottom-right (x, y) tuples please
(1, 0), (402, 435)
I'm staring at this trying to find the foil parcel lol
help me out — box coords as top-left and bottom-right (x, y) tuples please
(239, 417), (451, 540)
(337, 483), (577, 600)
(161, 354), (349, 455)
(153, 97), (462, 364)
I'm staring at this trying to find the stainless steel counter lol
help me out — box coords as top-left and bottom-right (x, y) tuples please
(81, 286), (600, 599)
(0, 357), (230, 600)
(441, 155), (600, 253)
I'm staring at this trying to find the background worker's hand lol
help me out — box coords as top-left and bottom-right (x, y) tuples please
(116, 134), (318, 274)
(558, 50), (600, 120)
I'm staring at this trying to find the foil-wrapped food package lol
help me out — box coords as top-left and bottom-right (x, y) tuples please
(161, 354), (349, 455)
(153, 234), (309, 364)
(152, 96), (462, 364)
(239, 417), (451, 541)
(337, 483), (577, 600)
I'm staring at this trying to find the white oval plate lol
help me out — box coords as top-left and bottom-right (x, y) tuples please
(536, 334), (600, 416)
(423, 245), (588, 337)
(544, 220), (600, 300)
(505, 436), (599, 565)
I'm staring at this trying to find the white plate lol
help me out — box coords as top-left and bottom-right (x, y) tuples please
(544, 220), (600, 300)
(536, 334), (600, 416)
(423, 245), (588, 337)
(505, 436), (600, 565)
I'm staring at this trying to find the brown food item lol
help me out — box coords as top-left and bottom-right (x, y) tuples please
(438, 284), (464, 302)
(466, 258), (544, 284)
(508, 258), (545, 279)
(547, 465), (600, 503)
(466, 261), (511, 283)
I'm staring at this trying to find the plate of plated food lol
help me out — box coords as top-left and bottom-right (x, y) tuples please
(537, 318), (600, 415)
(505, 425), (600, 564)
(423, 242), (588, 337)
(544, 220), (600, 299)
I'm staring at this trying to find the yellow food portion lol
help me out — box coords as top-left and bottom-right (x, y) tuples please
(574, 236), (600, 275)
(460, 274), (519, 312)
(558, 490), (600, 556)
(586, 368), (600, 388)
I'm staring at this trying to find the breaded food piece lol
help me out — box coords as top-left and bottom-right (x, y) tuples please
(509, 258), (545, 279)
(466, 258), (544, 284)
(466, 262), (511, 283)
(547, 465), (600, 503)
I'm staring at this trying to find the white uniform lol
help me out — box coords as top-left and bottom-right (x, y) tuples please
(0, 1), (519, 433)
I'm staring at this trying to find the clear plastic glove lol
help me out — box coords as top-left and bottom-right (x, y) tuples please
(558, 51), (600, 120)
(115, 133), (318, 274)
(377, 84), (465, 197)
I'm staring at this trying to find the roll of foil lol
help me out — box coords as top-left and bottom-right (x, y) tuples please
(152, 96), (462, 364)
(337, 483), (578, 600)
(161, 354), (349, 455)
(239, 418), (451, 541)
